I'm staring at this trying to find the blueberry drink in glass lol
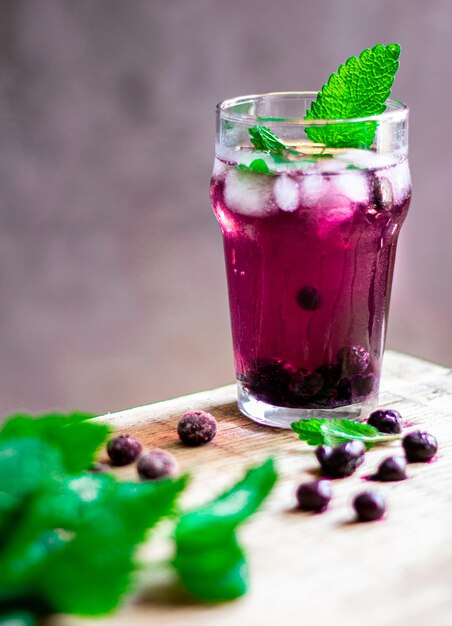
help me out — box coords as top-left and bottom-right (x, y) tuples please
(211, 45), (411, 427)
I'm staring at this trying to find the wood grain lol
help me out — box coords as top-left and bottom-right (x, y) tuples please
(48, 351), (452, 626)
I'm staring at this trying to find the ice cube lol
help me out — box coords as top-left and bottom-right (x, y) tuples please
(324, 203), (354, 223)
(336, 149), (395, 170)
(299, 174), (328, 207)
(334, 171), (369, 203)
(385, 160), (411, 203)
(317, 196), (355, 237)
(315, 158), (348, 173)
(273, 175), (299, 212)
(224, 169), (273, 217)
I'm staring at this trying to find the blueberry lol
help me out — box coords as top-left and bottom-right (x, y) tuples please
(352, 374), (375, 398)
(137, 449), (178, 480)
(374, 456), (407, 481)
(244, 358), (295, 404)
(296, 479), (332, 512)
(336, 378), (353, 403)
(177, 411), (217, 446)
(107, 434), (142, 466)
(289, 371), (323, 400)
(316, 363), (341, 389)
(402, 431), (438, 462)
(297, 286), (320, 311)
(353, 491), (386, 522)
(316, 440), (365, 478)
(371, 175), (393, 212)
(337, 345), (370, 377)
(367, 409), (403, 434)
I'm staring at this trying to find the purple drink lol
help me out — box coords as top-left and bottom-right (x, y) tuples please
(212, 92), (410, 427)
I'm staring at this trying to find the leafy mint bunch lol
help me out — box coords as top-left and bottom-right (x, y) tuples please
(291, 417), (402, 449)
(0, 413), (187, 620)
(0, 412), (277, 621)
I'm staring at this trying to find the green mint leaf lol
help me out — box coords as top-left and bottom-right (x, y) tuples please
(38, 474), (188, 615)
(236, 158), (271, 174)
(174, 535), (248, 602)
(0, 412), (111, 474)
(290, 418), (325, 446)
(249, 125), (288, 155)
(291, 418), (401, 448)
(320, 419), (400, 447)
(0, 469), (188, 616)
(305, 43), (401, 148)
(175, 458), (277, 548)
(174, 458), (277, 602)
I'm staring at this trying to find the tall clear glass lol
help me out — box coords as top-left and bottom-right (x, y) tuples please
(210, 92), (410, 428)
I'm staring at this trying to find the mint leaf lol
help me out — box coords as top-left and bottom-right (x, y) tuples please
(290, 418), (324, 446)
(174, 535), (248, 602)
(176, 458), (277, 547)
(236, 158), (271, 174)
(291, 418), (401, 448)
(249, 125), (288, 155)
(0, 413), (111, 474)
(305, 43), (401, 148)
(174, 458), (277, 601)
(321, 420), (388, 447)
(38, 475), (187, 615)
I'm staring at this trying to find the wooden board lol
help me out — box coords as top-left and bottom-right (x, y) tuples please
(49, 351), (452, 626)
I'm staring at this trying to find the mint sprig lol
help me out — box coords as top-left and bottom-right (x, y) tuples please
(237, 158), (271, 174)
(305, 43), (401, 148)
(235, 126), (288, 174)
(291, 418), (401, 448)
(174, 458), (277, 601)
(249, 125), (288, 155)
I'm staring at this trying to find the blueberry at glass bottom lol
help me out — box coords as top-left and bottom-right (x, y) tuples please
(240, 350), (376, 409)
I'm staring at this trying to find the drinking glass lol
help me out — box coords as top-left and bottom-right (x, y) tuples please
(210, 92), (410, 427)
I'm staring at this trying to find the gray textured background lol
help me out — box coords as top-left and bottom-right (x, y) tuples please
(0, 0), (451, 415)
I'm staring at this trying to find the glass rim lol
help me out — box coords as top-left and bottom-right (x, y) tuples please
(217, 91), (408, 126)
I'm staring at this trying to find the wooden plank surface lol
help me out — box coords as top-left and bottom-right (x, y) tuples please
(49, 351), (452, 626)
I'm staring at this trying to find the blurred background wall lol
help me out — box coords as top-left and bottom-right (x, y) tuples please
(0, 0), (451, 416)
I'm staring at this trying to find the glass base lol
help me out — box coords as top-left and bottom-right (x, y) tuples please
(237, 383), (377, 429)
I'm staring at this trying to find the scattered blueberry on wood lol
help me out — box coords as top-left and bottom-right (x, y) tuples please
(316, 441), (365, 478)
(177, 411), (218, 446)
(403, 431), (438, 462)
(296, 479), (332, 512)
(353, 491), (386, 522)
(137, 449), (179, 480)
(107, 434), (143, 466)
(374, 456), (407, 482)
(367, 409), (403, 434)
